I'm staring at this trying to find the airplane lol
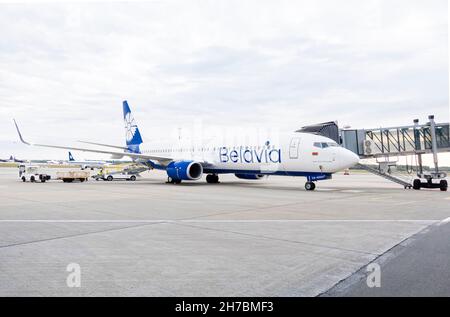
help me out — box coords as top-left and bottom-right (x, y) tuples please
(67, 151), (109, 170)
(13, 100), (359, 190)
(0, 155), (26, 163)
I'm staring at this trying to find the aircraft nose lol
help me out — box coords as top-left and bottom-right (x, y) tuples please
(343, 149), (360, 168)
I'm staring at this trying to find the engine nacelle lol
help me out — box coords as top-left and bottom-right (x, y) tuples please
(235, 173), (266, 180)
(167, 161), (203, 181)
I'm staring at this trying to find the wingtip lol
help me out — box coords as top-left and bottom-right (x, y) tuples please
(12, 119), (30, 145)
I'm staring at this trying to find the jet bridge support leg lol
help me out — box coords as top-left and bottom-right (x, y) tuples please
(413, 116), (448, 191)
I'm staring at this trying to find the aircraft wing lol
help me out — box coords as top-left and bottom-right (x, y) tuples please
(77, 141), (129, 150)
(13, 120), (173, 165)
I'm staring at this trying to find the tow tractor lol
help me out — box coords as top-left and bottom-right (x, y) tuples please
(19, 165), (51, 183)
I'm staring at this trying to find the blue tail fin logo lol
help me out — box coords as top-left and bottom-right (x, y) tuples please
(69, 152), (75, 161)
(123, 101), (143, 153)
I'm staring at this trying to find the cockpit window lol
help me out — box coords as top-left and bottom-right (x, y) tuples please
(314, 142), (339, 148)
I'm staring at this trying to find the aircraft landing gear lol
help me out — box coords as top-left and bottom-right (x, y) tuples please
(305, 182), (316, 191)
(167, 177), (182, 184)
(206, 174), (219, 184)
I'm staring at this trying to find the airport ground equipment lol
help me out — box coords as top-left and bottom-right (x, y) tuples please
(98, 172), (139, 182)
(19, 165), (51, 183)
(299, 116), (449, 190)
(56, 171), (90, 183)
(92, 164), (148, 181)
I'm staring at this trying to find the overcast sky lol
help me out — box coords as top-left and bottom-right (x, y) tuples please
(0, 0), (448, 161)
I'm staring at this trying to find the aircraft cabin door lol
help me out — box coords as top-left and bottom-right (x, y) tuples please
(289, 137), (301, 159)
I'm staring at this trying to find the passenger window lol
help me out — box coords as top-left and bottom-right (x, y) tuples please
(313, 142), (322, 148)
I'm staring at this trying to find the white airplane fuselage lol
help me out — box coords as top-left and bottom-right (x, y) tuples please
(67, 160), (106, 169)
(138, 132), (359, 176)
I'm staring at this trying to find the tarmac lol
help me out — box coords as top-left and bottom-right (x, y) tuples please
(0, 167), (449, 296)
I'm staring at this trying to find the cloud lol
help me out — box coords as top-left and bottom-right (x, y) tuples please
(0, 0), (448, 162)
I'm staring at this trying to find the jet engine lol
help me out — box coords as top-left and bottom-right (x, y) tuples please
(167, 161), (203, 181)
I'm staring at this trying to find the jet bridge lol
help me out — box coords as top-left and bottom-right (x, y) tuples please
(341, 117), (450, 158)
(299, 116), (449, 191)
(342, 115), (449, 191)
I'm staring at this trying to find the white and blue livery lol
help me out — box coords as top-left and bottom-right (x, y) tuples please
(14, 101), (359, 190)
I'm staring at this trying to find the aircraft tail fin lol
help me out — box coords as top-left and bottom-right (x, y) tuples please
(69, 152), (75, 161)
(123, 100), (143, 153)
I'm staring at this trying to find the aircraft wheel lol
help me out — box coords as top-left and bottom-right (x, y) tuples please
(167, 177), (181, 184)
(413, 179), (421, 190)
(206, 174), (219, 184)
(30, 176), (35, 183)
(440, 180), (448, 192)
(22, 177), (26, 182)
(305, 182), (316, 191)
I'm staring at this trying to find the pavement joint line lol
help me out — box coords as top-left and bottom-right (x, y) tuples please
(0, 222), (168, 250)
(0, 219), (437, 254)
(171, 222), (381, 256)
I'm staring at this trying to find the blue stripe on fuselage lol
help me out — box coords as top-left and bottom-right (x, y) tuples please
(146, 160), (331, 180)
(203, 168), (331, 180)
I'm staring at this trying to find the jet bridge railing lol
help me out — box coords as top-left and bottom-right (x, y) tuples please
(340, 116), (449, 190)
(342, 121), (450, 158)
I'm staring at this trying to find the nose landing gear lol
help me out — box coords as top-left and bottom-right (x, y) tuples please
(305, 182), (316, 191)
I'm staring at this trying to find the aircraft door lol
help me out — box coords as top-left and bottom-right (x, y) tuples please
(289, 137), (301, 159)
